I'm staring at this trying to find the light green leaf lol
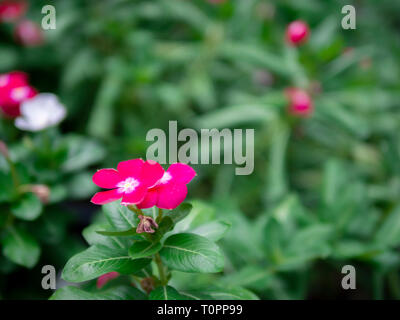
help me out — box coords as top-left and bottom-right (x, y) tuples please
(149, 286), (186, 300)
(62, 245), (151, 282)
(61, 135), (105, 172)
(203, 287), (259, 300)
(11, 193), (43, 221)
(190, 221), (231, 242)
(103, 202), (138, 231)
(96, 229), (139, 237)
(50, 285), (147, 300)
(129, 241), (162, 259)
(2, 227), (40, 268)
(159, 233), (224, 273)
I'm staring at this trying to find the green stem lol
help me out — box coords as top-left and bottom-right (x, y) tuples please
(388, 271), (400, 299)
(154, 253), (167, 285)
(5, 157), (19, 191)
(158, 208), (163, 221)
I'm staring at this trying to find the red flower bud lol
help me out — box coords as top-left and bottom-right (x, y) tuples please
(285, 87), (313, 117)
(286, 20), (309, 46)
(0, 1), (27, 23)
(14, 20), (44, 47)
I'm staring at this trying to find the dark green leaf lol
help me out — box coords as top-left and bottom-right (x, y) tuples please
(129, 240), (162, 259)
(159, 233), (224, 273)
(149, 285), (186, 300)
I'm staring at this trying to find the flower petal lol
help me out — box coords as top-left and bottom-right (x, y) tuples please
(140, 160), (164, 187)
(136, 189), (158, 209)
(92, 169), (122, 189)
(117, 159), (144, 179)
(96, 272), (120, 289)
(91, 189), (122, 205)
(156, 183), (188, 210)
(167, 163), (196, 185)
(120, 184), (147, 205)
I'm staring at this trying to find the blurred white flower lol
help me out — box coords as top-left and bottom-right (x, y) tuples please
(14, 93), (66, 131)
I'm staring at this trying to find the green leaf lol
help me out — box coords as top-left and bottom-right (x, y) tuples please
(149, 216), (174, 242)
(82, 223), (132, 249)
(61, 135), (105, 172)
(375, 205), (400, 247)
(129, 240), (162, 259)
(62, 245), (151, 282)
(2, 227), (40, 268)
(202, 287), (259, 300)
(149, 286), (186, 300)
(159, 233), (224, 273)
(190, 221), (231, 242)
(11, 193), (43, 221)
(103, 202), (138, 231)
(0, 171), (14, 202)
(165, 203), (192, 224)
(50, 285), (147, 300)
(96, 229), (139, 237)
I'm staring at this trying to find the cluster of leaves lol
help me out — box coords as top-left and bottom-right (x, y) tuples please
(0, 129), (105, 298)
(51, 202), (257, 300)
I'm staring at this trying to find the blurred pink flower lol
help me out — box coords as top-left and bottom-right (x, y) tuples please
(285, 87), (313, 117)
(0, 71), (37, 117)
(286, 20), (309, 46)
(0, 1), (27, 22)
(91, 159), (164, 206)
(137, 163), (196, 210)
(96, 272), (120, 289)
(14, 20), (44, 47)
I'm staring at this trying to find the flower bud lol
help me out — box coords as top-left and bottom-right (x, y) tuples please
(140, 277), (155, 294)
(136, 215), (159, 234)
(286, 20), (309, 46)
(14, 20), (44, 47)
(20, 184), (50, 204)
(285, 87), (313, 117)
(0, 140), (9, 159)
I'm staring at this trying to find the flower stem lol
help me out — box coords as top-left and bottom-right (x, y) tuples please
(154, 253), (167, 286)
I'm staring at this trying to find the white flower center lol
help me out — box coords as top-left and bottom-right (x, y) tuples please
(117, 177), (139, 194)
(11, 87), (28, 101)
(159, 172), (172, 184)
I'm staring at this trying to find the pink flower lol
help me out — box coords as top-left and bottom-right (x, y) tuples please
(0, 1), (27, 22)
(285, 87), (313, 117)
(91, 159), (164, 206)
(96, 272), (120, 289)
(286, 20), (309, 46)
(0, 71), (37, 118)
(137, 163), (196, 210)
(14, 20), (44, 47)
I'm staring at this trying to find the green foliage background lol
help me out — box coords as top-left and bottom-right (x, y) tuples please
(1, 0), (400, 299)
